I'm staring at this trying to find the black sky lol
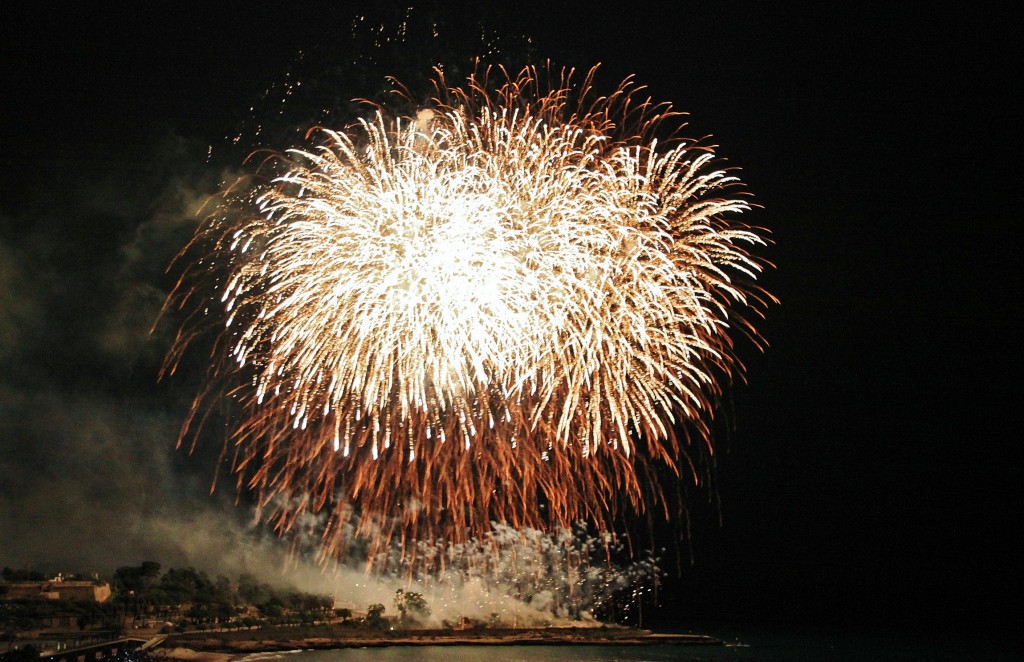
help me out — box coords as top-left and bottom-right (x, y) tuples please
(2, 1), (1021, 635)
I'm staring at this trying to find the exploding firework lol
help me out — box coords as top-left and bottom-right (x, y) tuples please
(162, 63), (773, 563)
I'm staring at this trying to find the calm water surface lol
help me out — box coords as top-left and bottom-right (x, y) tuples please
(238, 629), (1022, 661)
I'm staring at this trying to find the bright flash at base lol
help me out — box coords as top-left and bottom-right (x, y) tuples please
(162, 63), (774, 564)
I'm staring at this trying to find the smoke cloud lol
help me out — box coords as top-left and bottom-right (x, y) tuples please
(0, 132), (274, 578)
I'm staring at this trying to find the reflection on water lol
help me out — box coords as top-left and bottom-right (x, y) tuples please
(246, 647), (725, 662)
(238, 631), (1023, 662)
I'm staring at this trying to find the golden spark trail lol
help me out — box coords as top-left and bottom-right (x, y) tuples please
(162, 63), (774, 563)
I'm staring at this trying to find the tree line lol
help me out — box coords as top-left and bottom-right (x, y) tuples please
(1, 561), (336, 633)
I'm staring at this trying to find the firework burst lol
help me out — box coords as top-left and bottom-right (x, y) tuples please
(162, 63), (773, 563)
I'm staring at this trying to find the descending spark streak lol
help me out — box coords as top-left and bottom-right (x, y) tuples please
(162, 63), (774, 562)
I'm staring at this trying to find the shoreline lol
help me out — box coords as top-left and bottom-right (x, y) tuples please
(154, 625), (723, 659)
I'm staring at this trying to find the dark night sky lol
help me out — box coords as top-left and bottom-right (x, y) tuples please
(2, 1), (1021, 636)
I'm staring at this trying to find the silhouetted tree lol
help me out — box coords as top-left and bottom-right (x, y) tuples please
(365, 603), (386, 628)
(394, 589), (430, 624)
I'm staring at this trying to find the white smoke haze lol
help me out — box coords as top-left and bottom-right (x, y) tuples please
(272, 526), (659, 626)
(0, 132), (260, 576)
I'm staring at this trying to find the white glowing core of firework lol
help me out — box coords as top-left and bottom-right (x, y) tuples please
(218, 104), (760, 460)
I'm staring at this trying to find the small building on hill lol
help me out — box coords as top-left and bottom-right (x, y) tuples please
(4, 578), (111, 603)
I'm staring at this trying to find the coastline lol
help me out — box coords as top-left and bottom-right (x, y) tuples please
(153, 625), (723, 660)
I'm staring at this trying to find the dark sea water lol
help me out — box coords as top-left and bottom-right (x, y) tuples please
(237, 629), (1022, 661)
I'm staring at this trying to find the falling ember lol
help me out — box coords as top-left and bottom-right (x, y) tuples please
(161, 62), (774, 563)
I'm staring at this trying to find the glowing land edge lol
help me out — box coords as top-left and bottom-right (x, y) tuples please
(161, 63), (775, 566)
